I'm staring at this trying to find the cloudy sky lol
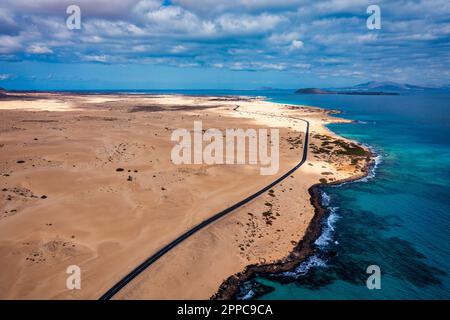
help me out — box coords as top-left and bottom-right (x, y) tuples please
(0, 0), (449, 90)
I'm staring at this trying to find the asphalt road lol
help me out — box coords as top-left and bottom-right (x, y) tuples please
(100, 113), (310, 300)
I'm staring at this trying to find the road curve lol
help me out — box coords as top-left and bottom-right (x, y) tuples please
(100, 111), (310, 300)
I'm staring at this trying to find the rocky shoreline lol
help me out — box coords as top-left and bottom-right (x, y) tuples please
(211, 149), (375, 300)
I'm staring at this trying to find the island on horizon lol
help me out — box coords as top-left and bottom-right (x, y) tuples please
(295, 88), (399, 95)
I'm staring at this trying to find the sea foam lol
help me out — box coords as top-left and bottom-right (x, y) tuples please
(315, 206), (340, 248)
(280, 255), (328, 279)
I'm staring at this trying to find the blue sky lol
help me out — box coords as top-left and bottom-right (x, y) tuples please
(0, 0), (449, 90)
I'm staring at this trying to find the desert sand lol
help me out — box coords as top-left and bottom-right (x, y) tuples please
(0, 92), (372, 299)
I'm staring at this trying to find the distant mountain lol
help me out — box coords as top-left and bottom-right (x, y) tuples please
(349, 81), (429, 91)
(295, 87), (398, 95)
(295, 88), (330, 94)
(295, 81), (450, 96)
(343, 81), (450, 92)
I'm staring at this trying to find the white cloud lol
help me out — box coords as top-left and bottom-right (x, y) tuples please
(293, 63), (310, 69)
(132, 0), (163, 14)
(0, 35), (23, 53)
(0, 0), (449, 85)
(224, 61), (287, 71)
(144, 6), (207, 33)
(267, 32), (302, 44)
(84, 20), (145, 37)
(172, 0), (302, 15)
(0, 8), (19, 34)
(217, 13), (283, 34)
(0, 73), (14, 80)
(355, 34), (378, 43)
(1, 0), (151, 19)
(169, 45), (188, 53)
(26, 44), (53, 54)
(81, 54), (108, 63)
(289, 39), (304, 50)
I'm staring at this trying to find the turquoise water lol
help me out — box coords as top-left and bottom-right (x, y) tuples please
(248, 91), (450, 300)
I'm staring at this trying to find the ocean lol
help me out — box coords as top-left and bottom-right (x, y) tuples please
(244, 90), (450, 300)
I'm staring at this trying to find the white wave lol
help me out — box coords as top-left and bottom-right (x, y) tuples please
(321, 191), (331, 206)
(259, 144), (381, 282)
(324, 123), (382, 184)
(314, 207), (340, 248)
(240, 289), (255, 300)
(359, 152), (382, 182)
(281, 255), (327, 279)
(332, 146), (383, 187)
(353, 145), (382, 182)
(264, 200), (339, 281)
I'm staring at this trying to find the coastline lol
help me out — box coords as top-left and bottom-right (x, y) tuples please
(113, 99), (375, 300)
(212, 142), (375, 300)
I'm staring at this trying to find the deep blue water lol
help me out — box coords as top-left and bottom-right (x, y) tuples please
(66, 89), (450, 299)
(246, 91), (450, 300)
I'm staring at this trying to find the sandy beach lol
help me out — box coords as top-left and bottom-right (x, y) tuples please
(0, 92), (372, 299)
